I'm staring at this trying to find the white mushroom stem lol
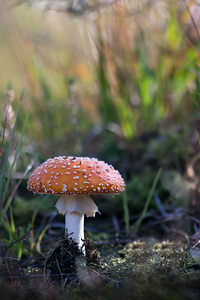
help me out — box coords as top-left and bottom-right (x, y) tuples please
(55, 195), (99, 253)
(65, 212), (84, 250)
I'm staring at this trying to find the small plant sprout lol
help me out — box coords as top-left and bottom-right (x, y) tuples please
(27, 156), (125, 253)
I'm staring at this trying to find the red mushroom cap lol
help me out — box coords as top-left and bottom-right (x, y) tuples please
(27, 156), (125, 195)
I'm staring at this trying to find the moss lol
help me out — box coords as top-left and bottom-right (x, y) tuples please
(100, 239), (194, 283)
(66, 239), (200, 299)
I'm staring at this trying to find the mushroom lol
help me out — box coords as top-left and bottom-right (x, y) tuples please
(27, 156), (125, 253)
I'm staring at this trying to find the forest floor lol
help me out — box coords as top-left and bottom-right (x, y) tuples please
(1, 236), (200, 300)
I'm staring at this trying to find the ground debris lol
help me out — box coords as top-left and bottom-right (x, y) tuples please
(45, 236), (84, 284)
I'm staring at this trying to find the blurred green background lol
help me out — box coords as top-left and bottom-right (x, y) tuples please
(1, 0), (200, 258)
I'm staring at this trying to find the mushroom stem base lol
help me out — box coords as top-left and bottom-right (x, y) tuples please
(55, 195), (99, 254)
(65, 212), (84, 251)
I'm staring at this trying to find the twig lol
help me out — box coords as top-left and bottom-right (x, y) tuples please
(0, 161), (34, 222)
(56, 257), (64, 286)
(183, 0), (200, 40)
(154, 192), (169, 217)
(112, 215), (120, 235)
(32, 0), (118, 15)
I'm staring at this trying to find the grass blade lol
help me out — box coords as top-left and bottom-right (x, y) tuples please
(0, 91), (25, 205)
(1, 107), (30, 208)
(134, 168), (162, 233)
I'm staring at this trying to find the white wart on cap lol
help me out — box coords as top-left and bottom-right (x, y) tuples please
(27, 156), (125, 195)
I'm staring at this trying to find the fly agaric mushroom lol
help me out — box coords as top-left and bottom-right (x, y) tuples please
(27, 156), (125, 252)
